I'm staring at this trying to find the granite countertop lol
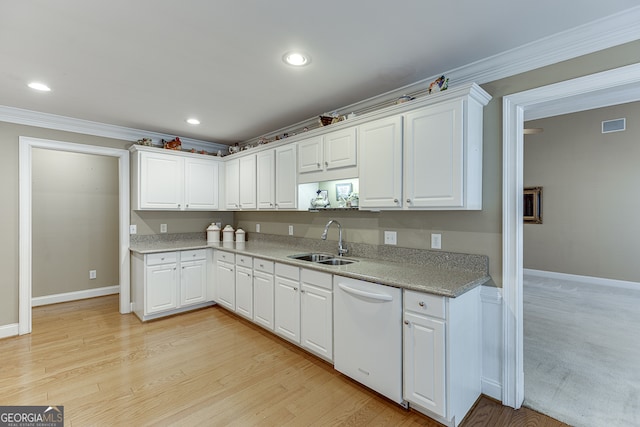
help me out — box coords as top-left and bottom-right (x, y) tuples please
(130, 234), (492, 298)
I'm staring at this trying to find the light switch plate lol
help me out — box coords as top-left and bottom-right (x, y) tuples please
(384, 231), (397, 245)
(431, 233), (442, 249)
(89, 270), (97, 279)
(256, 223), (261, 233)
(129, 224), (137, 234)
(160, 224), (167, 233)
(288, 225), (294, 235)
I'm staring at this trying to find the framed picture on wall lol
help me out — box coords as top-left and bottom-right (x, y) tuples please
(335, 183), (353, 201)
(523, 187), (542, 224)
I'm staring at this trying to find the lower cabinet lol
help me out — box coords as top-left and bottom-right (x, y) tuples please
(274, 263), (301, 343)
(403, 287), (481, 427)
(214, 250), (236, 311)
(235, 254), (253, 320)
(132, 249), (213, 321)
(253, 258), (275, 330)
(300, 268), (333, 361)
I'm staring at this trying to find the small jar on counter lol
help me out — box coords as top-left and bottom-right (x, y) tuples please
(207, 223), (220, 243)
(235, 228), (246, 243)
(222, 225), (235, 243)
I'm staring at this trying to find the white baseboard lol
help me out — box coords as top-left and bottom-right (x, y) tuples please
(524, 269), (640, 291)
(32, 286), (120, 307)
(480, 285), (503, 401)
(0, 323), (20, 339)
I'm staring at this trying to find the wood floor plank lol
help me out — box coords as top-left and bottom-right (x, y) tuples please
(0, 296), (566, 426)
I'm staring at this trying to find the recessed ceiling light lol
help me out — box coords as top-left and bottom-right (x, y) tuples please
(283, 51), (311, 67)
(28, 82), (51, 92)
(186, 118), (200, 125)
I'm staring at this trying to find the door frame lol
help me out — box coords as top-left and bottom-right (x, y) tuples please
(19, 137), (130, 334)
(501, 62), (640, 408)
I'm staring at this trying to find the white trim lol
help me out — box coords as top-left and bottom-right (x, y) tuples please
(1, 105), (227, 152)
(0, 323), (19, 340)
(480, 285), (503, 401)
(524, 269), (640, 291)
(32, 286), (120, 307)
(19, 137), (131, 336)
(502, 63), (640, 409)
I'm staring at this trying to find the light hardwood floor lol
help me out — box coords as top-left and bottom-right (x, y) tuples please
(0, 296), (565, 426)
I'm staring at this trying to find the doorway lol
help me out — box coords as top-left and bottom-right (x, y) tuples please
(501, 62), (640, 408)
(18, 137), (130, 335)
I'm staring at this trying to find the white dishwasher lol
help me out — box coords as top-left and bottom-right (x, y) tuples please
(334, 276), (404, 406)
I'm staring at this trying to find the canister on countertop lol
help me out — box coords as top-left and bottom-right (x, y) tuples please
(206, 223), (221, 243)
(235, 228), (245, 243)
(222, 225), (235, 242)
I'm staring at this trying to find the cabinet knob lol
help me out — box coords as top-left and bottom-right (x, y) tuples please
(393, 199), (399, 204)
(186, 204), (189, 208)
(324, 161), (328, 167)
(270, 203), (274, 207)
(275, 203), (279, 208)
(317, 163), (321, 168)
(404, 320), (410, 325)
(418, 301), (425, 307)
(301, 289), (305, 293)
(294, 287), (298, 291)
(406, 199), (411, 204)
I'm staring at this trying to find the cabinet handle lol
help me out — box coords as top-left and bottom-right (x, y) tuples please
(418, 301), (425, 307)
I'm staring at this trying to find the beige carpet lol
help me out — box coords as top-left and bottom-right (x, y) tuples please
(523, 273), (640, 427)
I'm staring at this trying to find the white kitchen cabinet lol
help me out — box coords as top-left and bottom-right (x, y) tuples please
(224, 154), (256, 210)
(214, 250), (236, 311)
(132, 249), (213, 321)
(297, 128), (358, 183)
(300, 268), (333, 362)
(274, 263), (301, 343)
(131, 146), (220, 211)
(403, 287), (481, 426)
(256, 145), (297, 210)
(235, 254), (253, 320)
(179, 250), (208, 307)
(253, 258), (275, 331)
(358, 115), (403, 208)
(358, 84), (488, 210)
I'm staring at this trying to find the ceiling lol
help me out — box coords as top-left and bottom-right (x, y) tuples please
(1, 1), (639, 145)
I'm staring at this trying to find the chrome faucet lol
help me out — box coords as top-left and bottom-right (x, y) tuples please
(321, 219), (348, 256)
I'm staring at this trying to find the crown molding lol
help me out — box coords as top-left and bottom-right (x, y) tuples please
(0, 105), (227, 152)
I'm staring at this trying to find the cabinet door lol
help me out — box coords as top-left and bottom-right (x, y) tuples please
(140, 152), (183, 209)
(256, 149), (275, 209)
(146, 264), (178, 314)
(358, 116), (403, 208)
(298, 136), (323, 174)
(224, 158), (240, 209)
(235, 266), (253, 320)
(215, 260), (236, 310)
(403, 311), (446, 418)
(404, 100), (464, 208)
(301, 283), (333, 361)
(184, 158), (219, 210)
(274, 275), (300, 343)
(274, 144), (297, 209)
(180, 259), (207, 306)
(253, 271), (274, 330)
(239, 154), (257, 209)
(324, 127), (357, 170)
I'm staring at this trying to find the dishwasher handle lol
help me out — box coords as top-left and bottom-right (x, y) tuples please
(337, 283), (393, 301)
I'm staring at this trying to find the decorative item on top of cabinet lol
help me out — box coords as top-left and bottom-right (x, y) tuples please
(162, 137), (182, 150)
(428, 75), (449, 94)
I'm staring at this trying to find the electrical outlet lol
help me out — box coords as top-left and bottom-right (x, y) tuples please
(431, 233), (442, 249)
(160, 224), (167, 233)
(129, 224), (137, 234)
(288, 225), (294, 235)
(256, 223), (261, 233)
(384, 231), (397, 245)
(89, 270), (97, 279)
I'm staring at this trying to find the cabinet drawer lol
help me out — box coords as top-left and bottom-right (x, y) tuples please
(275, 263), (299, 281)
(301, 268), (332, 290)
(236, 254), (253, 267)
(146, 252), (177, 266)
(404, 290), (445, 319)
(180, 249), (207, 261)
(254, 258), (274, 274)
(215, 250), (235, 263)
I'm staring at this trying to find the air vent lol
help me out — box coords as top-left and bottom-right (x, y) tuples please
(602, 118), (626, 133)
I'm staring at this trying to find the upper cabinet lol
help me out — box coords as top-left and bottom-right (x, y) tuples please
(358, 83), (489, 210)
(225, 155), (256, 210)
(297, 127), (357, 184)
(256, 145), (297, 210)
(131, 146), (220, 211)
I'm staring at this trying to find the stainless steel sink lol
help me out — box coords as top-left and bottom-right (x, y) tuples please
(317, 258), (357, 266)
(288, 253), (335, 262)
(288, 253), (358, 266)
